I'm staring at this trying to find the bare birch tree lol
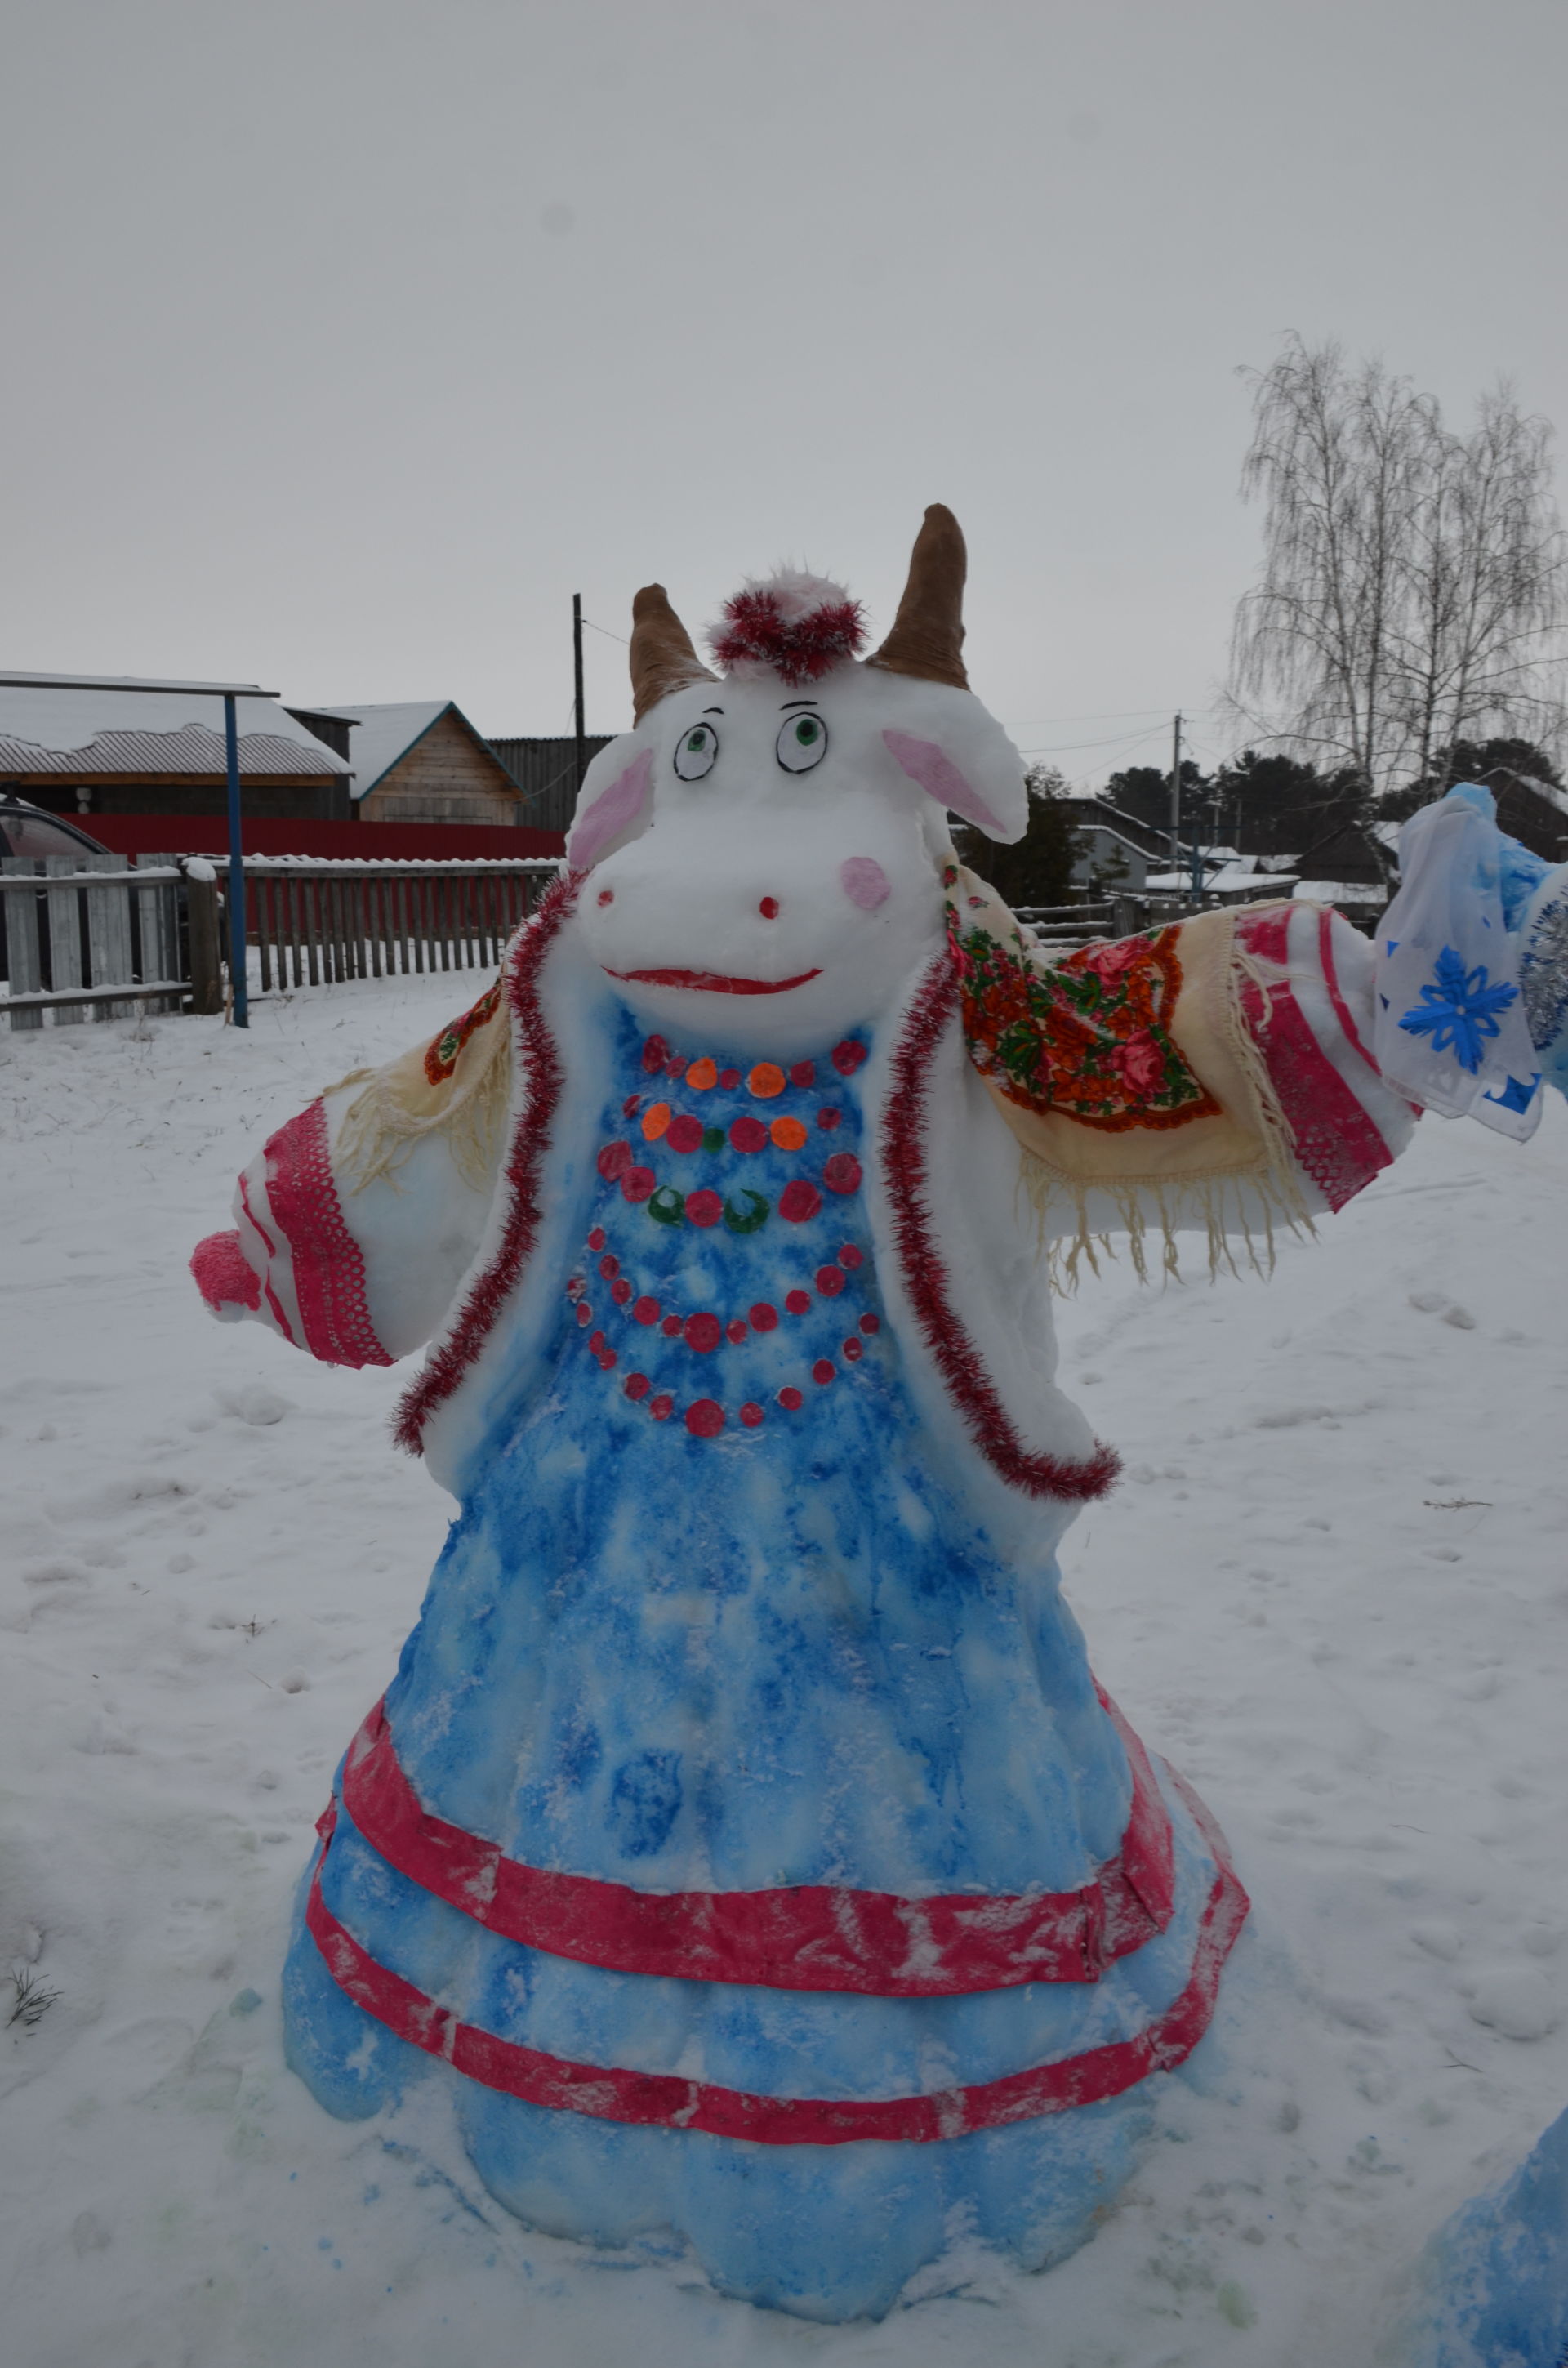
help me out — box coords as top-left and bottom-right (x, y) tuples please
(1397, 386), (1565, 788)
(1227, 335), (1566, 802)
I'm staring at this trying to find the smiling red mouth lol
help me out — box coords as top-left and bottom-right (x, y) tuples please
(605, 966), (822, 996)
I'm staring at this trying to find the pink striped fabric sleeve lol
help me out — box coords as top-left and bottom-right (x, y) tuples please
(257, 1099), (393, 1367)
(1235, 905), (1413, 1212)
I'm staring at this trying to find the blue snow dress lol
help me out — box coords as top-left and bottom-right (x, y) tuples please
(1408, 2103), (1568, 2367)
(282, 1003), (1234, 2322)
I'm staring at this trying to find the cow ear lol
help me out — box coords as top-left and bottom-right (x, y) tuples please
(567, 736), (653, 871)
(877, 681), (1028, 843)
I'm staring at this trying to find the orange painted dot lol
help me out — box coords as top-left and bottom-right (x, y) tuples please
(641, 1101), (671, 1141)
(748, 1063), (786, 1099)
(769, 1116), (808, 1151)
(686, 1057), (719, 1091)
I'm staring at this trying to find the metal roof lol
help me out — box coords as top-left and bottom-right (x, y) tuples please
(0, 721), (345, 778)
(0, 680), (350, 776)
(0, 671), (278, 696)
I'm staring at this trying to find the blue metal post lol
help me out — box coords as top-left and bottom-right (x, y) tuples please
(224, 691), (247, 1027)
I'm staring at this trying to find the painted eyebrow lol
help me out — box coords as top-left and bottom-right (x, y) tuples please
(702, 706), (724, 716)
(779, 699), (819, 711)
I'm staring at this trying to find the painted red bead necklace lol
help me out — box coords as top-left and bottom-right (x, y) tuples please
(569, 1030), (879, 1438)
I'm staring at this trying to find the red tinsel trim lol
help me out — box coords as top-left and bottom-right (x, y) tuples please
(394, 874), (577, 1455)
(883, 954), (1122, 1501)
(711, 591), (866, 686)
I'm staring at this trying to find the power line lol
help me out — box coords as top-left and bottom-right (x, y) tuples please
(1009, 702), (1223, 730)
(1019, 722), (1190, 756)
(1065, 722), (1171, 769)
(1048, 721), (1174, 790)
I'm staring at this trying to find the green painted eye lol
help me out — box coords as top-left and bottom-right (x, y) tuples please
(777, 711), (828, 774)
(674, 721), (719, 781)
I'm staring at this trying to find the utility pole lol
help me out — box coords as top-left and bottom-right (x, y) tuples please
(1168, 711), (1183, 873)
(224, 691), (247, 1027)
(572, 593), (587, 795)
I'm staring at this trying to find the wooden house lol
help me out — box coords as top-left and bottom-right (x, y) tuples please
(1056, 796), (1173, 894)
(0, 676), (351, 820)
(310, 702), (521, 826)
(1483, 769), (1568, 866)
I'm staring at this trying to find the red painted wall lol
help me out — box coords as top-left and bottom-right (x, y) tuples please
(84, 814), (566, 863)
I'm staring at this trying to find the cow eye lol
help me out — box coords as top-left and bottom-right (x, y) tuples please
(777, 712), (828, 773)
(674, 722), (719, 781)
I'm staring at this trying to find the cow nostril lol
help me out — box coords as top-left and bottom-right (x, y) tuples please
(759, 896), (780, 919)
(597, 889), (614, 907)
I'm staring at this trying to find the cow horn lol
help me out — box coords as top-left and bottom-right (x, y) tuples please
(630, 584), (717, 725)
(866, 504), (969, 690)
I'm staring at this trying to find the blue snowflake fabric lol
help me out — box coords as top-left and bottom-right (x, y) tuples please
(1398, 948), (1521, 1073)
(1374, 788), (1545, 1141)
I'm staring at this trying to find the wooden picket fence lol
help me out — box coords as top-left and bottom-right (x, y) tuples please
(1012, 897), (1146, 948)
(1, 855), (186, 1030)
(2, 854), (562, 1029)
(240, 859), (559, 994)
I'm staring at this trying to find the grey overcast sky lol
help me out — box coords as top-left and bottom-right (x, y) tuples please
(3, 0), (1563, 783)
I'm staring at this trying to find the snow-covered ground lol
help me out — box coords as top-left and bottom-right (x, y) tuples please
(2, 971), (1566, 2368)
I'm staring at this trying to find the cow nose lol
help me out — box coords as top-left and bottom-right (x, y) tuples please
(759, 896), (780, 919)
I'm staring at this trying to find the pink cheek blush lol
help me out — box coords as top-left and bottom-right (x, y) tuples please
(839, 857), (891, 911)
(882, 729), (1005, 836)
(568, 748), (653, 872)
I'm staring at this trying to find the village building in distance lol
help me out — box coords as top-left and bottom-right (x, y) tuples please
(1056, 795), (1171, 896)
(0, 676), (352, 819)
(1485, 766), (1568, 865)
(488, 736), (615, 834)
(0, 677), (615, 843)
(303, 702), (523, 826)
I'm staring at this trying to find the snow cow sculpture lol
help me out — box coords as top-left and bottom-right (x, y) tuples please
(193, 507), (1568, 2321)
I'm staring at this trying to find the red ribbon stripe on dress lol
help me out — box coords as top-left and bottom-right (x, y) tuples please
(305, 1769), (1247, 2147)
(337, 1689), (1175, 1996)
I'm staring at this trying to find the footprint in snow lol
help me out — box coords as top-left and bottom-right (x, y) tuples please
(1463, 1964), (1560, 2041)
(218, 1383), (292, 1427)
(1408, 1291), (1478, 1328)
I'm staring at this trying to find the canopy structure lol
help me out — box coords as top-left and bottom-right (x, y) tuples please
(0, 671), (283, 1026)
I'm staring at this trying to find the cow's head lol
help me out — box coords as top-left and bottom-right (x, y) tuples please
(573, 506), (1026, 1053)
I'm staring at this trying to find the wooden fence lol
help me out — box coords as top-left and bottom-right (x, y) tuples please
(2, 855), (562, 1030)
(1, 869), (1231, 1034)
(1, 855), (186, 1030)
(1013, 897), (1146, 948)
(238, 859), (559, 994)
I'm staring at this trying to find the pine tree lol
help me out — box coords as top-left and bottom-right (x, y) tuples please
(954, 765), (1083, 908)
